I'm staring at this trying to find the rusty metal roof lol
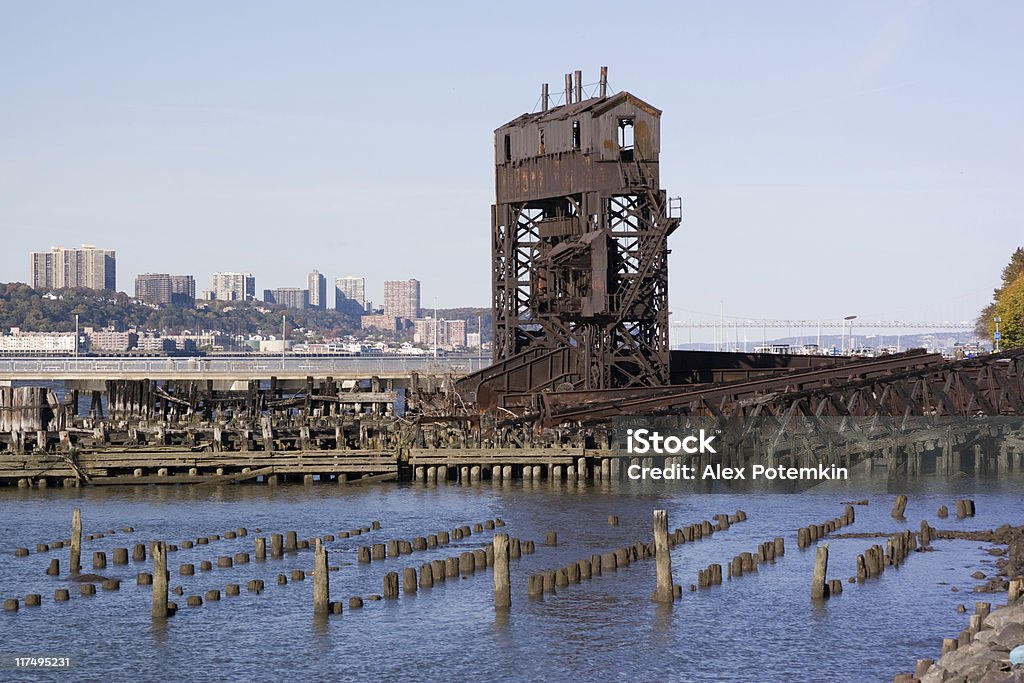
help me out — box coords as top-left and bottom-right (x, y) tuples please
(497, 92), (662, 130)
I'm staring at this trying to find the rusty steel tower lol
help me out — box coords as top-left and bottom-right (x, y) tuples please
(490, 68), (681, 392)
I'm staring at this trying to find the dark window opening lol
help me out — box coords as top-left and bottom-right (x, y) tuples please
(572, 120), (581, 149)
(503, 134), (511, 162)
(538, 128), (545, 155)
(618, 118), (634, 160)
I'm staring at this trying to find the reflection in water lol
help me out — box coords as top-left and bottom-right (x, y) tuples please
(0, 466), (1021, 683)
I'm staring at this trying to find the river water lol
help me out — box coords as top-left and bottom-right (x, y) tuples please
(1, 466), (1021, 682)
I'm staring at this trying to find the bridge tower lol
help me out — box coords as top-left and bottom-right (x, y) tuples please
(491, 68), (681, 391)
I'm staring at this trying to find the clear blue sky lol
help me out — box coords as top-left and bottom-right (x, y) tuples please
(1, 1), (1020, 329)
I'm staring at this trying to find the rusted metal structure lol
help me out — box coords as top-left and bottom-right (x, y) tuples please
(487, 67), (681, 396)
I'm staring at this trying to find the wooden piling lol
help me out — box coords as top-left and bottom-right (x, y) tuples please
(419, 563), (433, 588)
(152, 541), (168, 619)
(811, 544), (829, 600)
(891, 495), (908, 519)
(383, 572), (399, 599)
(494, 533), (511, 609)
(313, 538), (329, 616)
(402, 567), (417, 594)
(271, 533), (283, 558)
(70, 507), (82, 574)
(652, 510), (673, 603)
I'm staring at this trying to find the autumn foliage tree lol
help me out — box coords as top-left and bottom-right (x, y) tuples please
(992, 273), (1024, 349)
(976, 247), (1024, 341)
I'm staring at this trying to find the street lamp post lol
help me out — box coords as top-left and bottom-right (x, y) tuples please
(844, 315), (857, 354)
(994, 316), (1002, 353)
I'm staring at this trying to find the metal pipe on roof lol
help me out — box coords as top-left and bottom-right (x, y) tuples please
(599, 66), (608, 98)
(541, 83), (548, 111)
(565, 73), (572, 104)
(574, 70), (582, 102)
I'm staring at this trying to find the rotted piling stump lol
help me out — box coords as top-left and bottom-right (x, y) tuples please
(891, 495), (908, 519)
(811, 544), (830, 600)
(419, 563), (433, 589)
(544, 531), (558, 547)
(54, 589), (70, 602)
(542, 571), (556, 594)
(93, 551), (107, 570)
(137, 572), (153, 585)
(313, 539), (330, 616)
(459, 552), (476, 575)
(431, 559), (446, 583)
(46, 558), (60, 576)
(132, 544), (147, 562)
(383, 572), (399, 599)
(445, 557), (459, 578)
(270, 534), (283, 558)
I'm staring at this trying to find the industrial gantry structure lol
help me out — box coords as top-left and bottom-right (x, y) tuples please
(489, 67), (680, 394)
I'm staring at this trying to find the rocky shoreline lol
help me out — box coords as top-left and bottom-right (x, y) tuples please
(897, 525), (1024, 682)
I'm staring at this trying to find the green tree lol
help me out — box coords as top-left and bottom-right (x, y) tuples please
(977, 247), (1024, 339)
(992, 273), (1024, 349)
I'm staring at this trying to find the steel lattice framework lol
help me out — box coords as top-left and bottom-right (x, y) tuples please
(490, 69), (680, 392)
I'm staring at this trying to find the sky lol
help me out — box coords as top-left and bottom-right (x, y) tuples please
(0, 1), (1021, 336)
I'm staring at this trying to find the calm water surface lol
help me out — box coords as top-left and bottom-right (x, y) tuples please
(1, 467), (1021, 683)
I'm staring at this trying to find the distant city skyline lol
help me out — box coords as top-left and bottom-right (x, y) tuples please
(2, 2), (1021, 330)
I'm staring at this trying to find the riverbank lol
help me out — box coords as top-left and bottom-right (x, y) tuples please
(897, 526), (1024, 682)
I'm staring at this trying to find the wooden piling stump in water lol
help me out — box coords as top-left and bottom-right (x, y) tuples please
(3, 599), (18, 611)
(652, 510), (674, 603)
(445, 557), (458, 578)
(891, 495), (908, 519)
(314, 539), (330, 616)
(205, 590), (220, 602)
(544, 531), (558, 546)
(255, 538), (267, 561)
(542, 571), (556, 594)
(54, 589), (70, 602)
(602, 553), (617, 572)
(349, 596), (363, 609)
(216, 556), (233, 569)
(419, 563), (433, 588)
(132, 543), (146, 562)
(383, 572), (399, 599)
(431, 559), (446, 583)
(459, 552), (475, 575)
(527, 574), (543, 597)
(493, 534), (511, 609)
(92, 551), (107, 570)
(402, 567), (417, 594)
(70, 508), (82, 575)
(24, 594), (41, 607)
(811, 544), (829, 600)
(180, 563), (195, 576)
(555, 568), (568, 588)
(285, 531), (297, 553)
(152, 541), (168, 619)
(46, 558), (60, 576)
(373, 543), (387, 560)
(270, 534), (283, 558)
(137, 572), (152, 585)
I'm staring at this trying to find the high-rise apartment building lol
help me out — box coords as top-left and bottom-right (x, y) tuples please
(135, 273), (195, 306)
(170, 275), (196, 307)
(307, 270), (327, 310)
(414, 318), (467, 350)
(135, 273), (172, 304)
(264, 288), (308, 310)
(29, 245), (116, 291)
(211, 272), (255, 301)
(383, 279), (420, 321)
(335, 276), (366, 315)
